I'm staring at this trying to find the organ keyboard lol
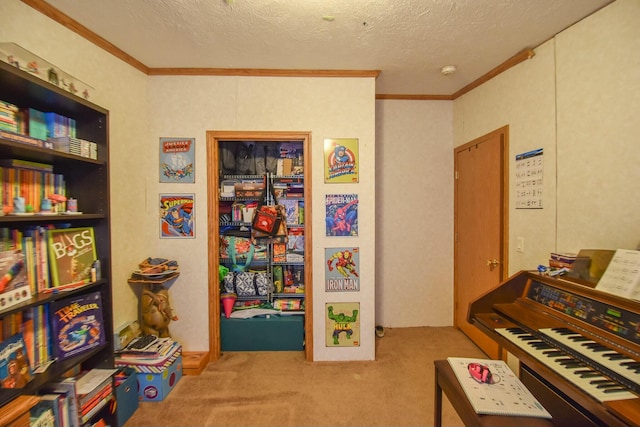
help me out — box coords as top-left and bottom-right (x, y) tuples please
(468, 270), (640, 427)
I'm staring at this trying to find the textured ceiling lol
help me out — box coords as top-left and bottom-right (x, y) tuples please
(43, 0), (612, 95)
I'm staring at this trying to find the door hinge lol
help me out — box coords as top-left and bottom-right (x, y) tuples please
(455, 170), (459, 180)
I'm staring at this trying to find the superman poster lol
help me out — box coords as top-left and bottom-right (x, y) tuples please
(160, 194), (195, 238)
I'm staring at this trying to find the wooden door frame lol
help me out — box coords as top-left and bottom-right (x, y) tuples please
(453, 126), (510, 327)
(206, 130), (314, 362)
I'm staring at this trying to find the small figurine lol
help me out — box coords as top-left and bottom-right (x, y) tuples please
(26, 61), (38, 74)
(48, 68), (59, 85)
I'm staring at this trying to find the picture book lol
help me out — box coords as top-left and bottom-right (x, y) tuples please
(160, 193), (195, 238)
(325, 194), (358, 237)
(50, 291), (105, 360)
(0, 249), (32, 311)
(159, 137), (195, 183)
(324, 138), (359, 183)
(279, 199), (300, 225)
(47, 227), (97, 287)
(325, 247), (360, 292)
(325, 302), (360, 347)
(447, 357), (552, 419)
(0, 332), (33, 388)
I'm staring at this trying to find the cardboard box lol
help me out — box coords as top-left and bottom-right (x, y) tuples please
(234, 182), (264, 198)
(136, 355), (183, 401)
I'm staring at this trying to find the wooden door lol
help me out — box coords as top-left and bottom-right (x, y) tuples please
(454, 126), (508, 359)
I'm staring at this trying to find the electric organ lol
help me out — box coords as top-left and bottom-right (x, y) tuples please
(469, 270), (640, 426)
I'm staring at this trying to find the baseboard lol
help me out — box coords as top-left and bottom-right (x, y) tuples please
(182, 351), (209, 375)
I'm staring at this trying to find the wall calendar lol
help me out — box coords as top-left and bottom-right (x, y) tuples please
(515, 148), (543, 209)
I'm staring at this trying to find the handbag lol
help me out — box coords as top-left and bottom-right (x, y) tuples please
(221, 234), (272, 296)
(252, 178), (288, 242)
(224, 271), (270, 296)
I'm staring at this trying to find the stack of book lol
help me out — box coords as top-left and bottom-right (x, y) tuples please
(48, 136), (98, 160)
(549, 252), (579, 269)
(0, 100), (19, 132)
(45, 367), (116, 427)
(115, 337), (182, 374)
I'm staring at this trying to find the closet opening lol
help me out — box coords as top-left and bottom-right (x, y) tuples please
(206, 131), (313, 362)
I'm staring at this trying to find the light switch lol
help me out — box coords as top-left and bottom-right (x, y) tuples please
(516, 237), (525, 253)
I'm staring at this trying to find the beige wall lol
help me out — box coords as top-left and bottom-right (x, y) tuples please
(2, 0), (376, 361)
(147, 76), (377, 361)
(453, 0), (640, 277)
(375, 100), (454, 326)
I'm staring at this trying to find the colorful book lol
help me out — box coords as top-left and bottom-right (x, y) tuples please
(0, 248), (32, 311)
(0, 332), (33, 389)
(50, 291), (106, 361)
(47, 227), (97, 287)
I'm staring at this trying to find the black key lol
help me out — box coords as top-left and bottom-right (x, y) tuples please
(604, 387), (630, 393)
(569, 336), (591, 342)
(590, 379), (614, 385)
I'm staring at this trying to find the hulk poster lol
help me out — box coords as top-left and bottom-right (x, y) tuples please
(325, 302), (360, 347)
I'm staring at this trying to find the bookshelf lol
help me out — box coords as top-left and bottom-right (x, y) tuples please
(0, 59), (113, 415)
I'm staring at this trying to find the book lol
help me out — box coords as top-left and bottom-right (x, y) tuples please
(40, 386), (73, 427)
(75, 368), (115, 408)
(50, 291), (106, 361)
(47, 227), (97, 287)
(0, 332), (33, 388)
(34, 394), (63, 427)
(595, 249), (640, 300)
(47, 377), (80, 427)
(0, 248), (32, 311)
(447, 357), (552, 419)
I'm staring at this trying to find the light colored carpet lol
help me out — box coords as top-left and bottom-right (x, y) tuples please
(125, 326), (486, 426)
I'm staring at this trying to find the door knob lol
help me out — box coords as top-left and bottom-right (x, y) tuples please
(486, 259), (500, 268)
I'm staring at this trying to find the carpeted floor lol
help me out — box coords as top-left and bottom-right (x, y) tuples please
(124, 326), (486, 426)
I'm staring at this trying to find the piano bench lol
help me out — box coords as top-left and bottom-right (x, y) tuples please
(434, 360), (555, 427)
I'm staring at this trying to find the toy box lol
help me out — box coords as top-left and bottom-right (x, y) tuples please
(136, 355), (182, 402)
(114, 368), (138, 426)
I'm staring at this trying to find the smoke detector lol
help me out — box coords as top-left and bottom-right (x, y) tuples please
(441, 65), (457, 75)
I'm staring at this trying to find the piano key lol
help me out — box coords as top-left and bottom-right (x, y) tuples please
(496, 327), (637, 402)
(540, 327), (640, 389)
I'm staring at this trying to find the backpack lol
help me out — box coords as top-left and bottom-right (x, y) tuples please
(219, 142), (237, 174)
(255, 142), (279, 175)
(236, 142), (256, 174)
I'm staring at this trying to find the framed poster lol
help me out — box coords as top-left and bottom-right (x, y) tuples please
(159, 137), (195, 183)
(324, 138), (358, 183)
(325, 194), (358, 236)
(160, 194), (195, 238)
(325, 247), (360, 292)
(325, 302), (360, 347)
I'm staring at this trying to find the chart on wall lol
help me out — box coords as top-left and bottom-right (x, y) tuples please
(325, 302), (360, 347)
(160, 194), (195, 238)
(515, 148), (543, 209)
(325, 194), (358, 237)
(324, 138), (358, 183)
(159, 137), (195, 183)
(325, 247), (360, 292)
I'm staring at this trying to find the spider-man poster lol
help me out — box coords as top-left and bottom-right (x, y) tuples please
(325, 194), (358, 237)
